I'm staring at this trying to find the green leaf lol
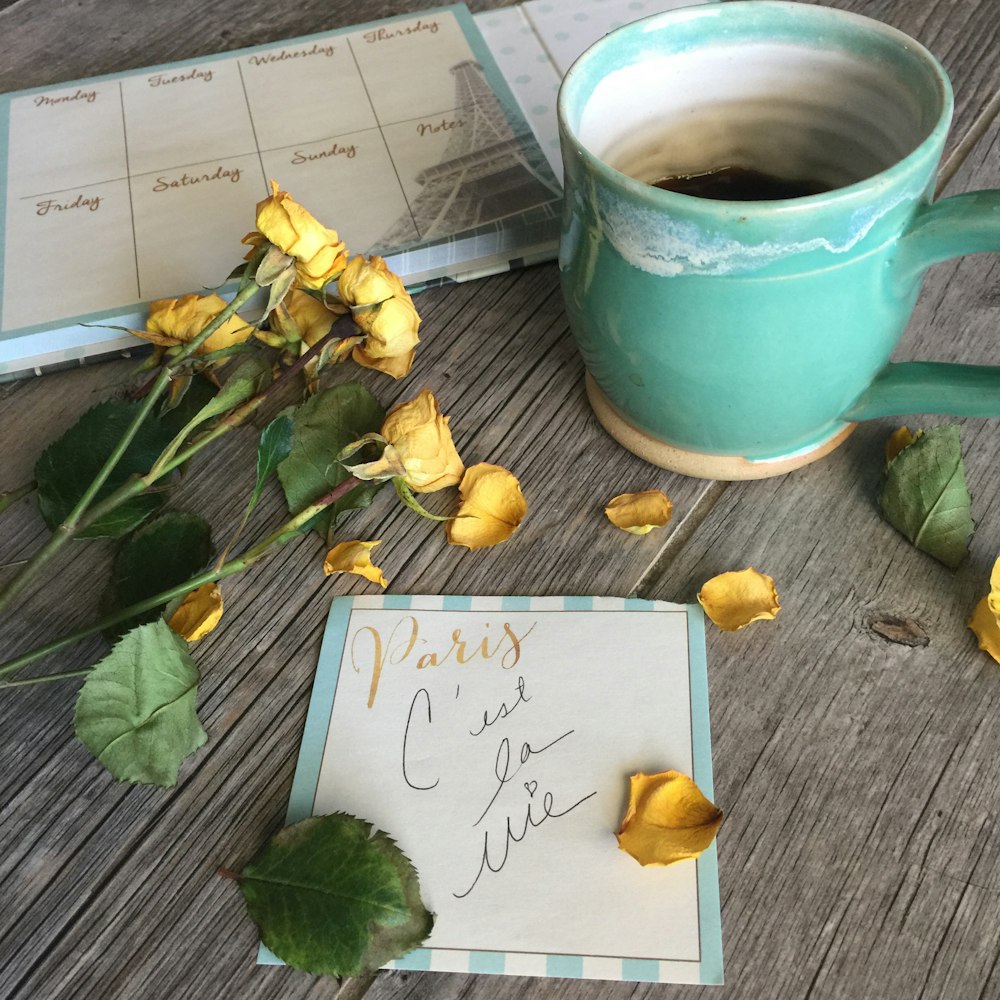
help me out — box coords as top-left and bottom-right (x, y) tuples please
(74, 619), (208, 787)
(246, 411), (294, 520)
(239, 814), (434, 976)
(278, 384), (386, 540)
(878, 424), (974, 569)
(35, 400), (174, 538)
(101, 512), (214, 638)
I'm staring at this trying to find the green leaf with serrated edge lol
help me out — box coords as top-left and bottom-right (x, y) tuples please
(35, 400), (174, 538)
(277, 384), (385, 540)
(238, 814), (434, 976)
(73, 620), (208, 787)
(246, 411), (294, 520)
(878, 424), (974, 569)
(100, 512), (214, 639)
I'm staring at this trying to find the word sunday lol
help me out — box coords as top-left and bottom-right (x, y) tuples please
(350, 615), (536, 708)
(290, 141), (357, 164)
(362, 19), (439, 43)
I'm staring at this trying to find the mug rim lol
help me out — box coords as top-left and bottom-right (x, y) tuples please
(556, 0), (954, 213)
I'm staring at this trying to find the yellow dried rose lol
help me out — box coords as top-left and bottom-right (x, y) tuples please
(168, 583), (224, 642)
(361, 389), (464, 492)
(243, 180), (348, 289)
(352, 298), (421, 379)
(446, 463), (527, 550)
(968, 555), (1000, 663)
(697, 567), (780, 631)
(338, 256), (420, 379)
(139, 293), (251, 354)
(616, 770), (723, 867)
(323, 540), (388, 589)
(885, 425), (922, 463)
(258, 289), (338, 351)
(605, 490), (673, 535)
(338, 254), (403, 308)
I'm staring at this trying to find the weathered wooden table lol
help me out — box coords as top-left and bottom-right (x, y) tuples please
(1, 0), (997, 998)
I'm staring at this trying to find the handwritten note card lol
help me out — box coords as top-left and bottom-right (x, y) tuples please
(263, 595), (722, 984)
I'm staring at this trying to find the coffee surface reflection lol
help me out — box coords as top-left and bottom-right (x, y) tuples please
(651, 165), (831, 200)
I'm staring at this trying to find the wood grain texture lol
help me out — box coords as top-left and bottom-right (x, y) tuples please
(0, 1), (997, 999)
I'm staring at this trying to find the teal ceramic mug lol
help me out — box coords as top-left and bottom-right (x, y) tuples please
(557, 1), (1000, 479)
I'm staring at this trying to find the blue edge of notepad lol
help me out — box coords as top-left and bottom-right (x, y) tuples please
(257, 595), (723, 984)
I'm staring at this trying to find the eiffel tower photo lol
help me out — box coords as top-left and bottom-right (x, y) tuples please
(378, 60), (561, 247)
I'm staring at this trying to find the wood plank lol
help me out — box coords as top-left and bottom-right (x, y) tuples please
(0, 1), (996, 999)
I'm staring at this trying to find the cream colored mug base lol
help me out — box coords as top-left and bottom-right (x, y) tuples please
(585, 374), (856, 480)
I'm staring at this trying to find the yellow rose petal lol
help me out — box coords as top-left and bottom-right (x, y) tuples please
(446, 463), (527, 550)
(604, 490), (673, 535)
(969, 596), (1000, 664)
(249, 180), (348, 289)
(145, 293), (251, 354)
(262, 288), (338, 351)
(985, 556), (1000, 622)
(616, 770), (723, 867)
(168, 584), (224, 642)
(351, 298), (420, 379)
(338, 254), (403, 308)
(323, 540), (388, 589)
(885, 425), (921, 463)
(697, 567), (780, 631)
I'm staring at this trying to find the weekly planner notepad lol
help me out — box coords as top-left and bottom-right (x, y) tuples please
(260, 595), (723, 984)
(0, 0), (706, 378)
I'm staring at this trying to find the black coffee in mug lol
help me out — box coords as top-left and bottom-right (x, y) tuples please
(651, 165), (832, 200)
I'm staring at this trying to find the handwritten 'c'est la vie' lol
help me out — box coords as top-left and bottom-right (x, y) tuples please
(350, 615), (536, 708)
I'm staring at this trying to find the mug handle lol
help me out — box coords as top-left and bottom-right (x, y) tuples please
(843, 189), (1000, 421)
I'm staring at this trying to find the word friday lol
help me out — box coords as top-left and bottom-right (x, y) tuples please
(350, 615), (536, 707)
(36, 194), (101, 216)
(401, 674), (596, 898)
